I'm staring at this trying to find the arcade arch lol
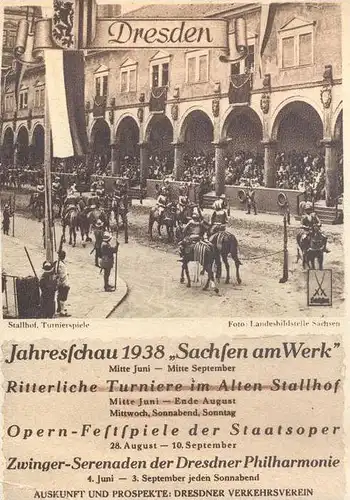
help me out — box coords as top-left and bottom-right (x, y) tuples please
(90, 119), (111, 166)
(16, 126), (29, 166)
(222, 107), (263, 155)
(179, 110), (214, 156)
(272, 101), (323, 153)
(115, 116), (140, 159)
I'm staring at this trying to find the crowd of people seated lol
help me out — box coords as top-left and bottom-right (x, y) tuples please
(0, 148), (343, 202)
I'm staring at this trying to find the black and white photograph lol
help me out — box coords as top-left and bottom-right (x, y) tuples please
(0, 0), (344, 318)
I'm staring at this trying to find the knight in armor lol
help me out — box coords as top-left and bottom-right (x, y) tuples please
(2, 204), (11, 235)
(156, 187), (169, 223)
(62, 185), (79, 220)
(92, 219), (104, 267)
(177, 185), (190, 220)
(179, 212), (207, 250)
(300, 202), (329, 253)
(210, 200), (228, 235)
(246, 181), (257, 215)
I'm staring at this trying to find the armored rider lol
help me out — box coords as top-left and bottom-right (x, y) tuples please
(62, 185), (79, 220)
(156, 187), (169, 224)
(177, 185), (190, 222)
(180, 212), (207, 250)
(210, 200), (228, 235)
(300, 202), (329, 253)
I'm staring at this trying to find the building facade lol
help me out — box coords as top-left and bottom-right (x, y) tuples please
(1, 3), (343, 205)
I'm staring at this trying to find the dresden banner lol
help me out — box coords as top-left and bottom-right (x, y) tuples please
(88, 18), (229, 50)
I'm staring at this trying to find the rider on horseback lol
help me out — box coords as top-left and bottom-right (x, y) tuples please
(210, 200), (228, 235)
(300, 202), (330, 253)
(156, 187), (169, 224)
(179, 212), (207, 252)
(177, 185), (190, 223)
(62, 185), (80, 220)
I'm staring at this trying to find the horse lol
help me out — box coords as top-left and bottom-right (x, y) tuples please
(209, 231), (242, 285)
(180, 239), (219, 293)
(296, 226), (326, 270)
(79, 206), (109, 244)
(29, 193), (44, 221)
(62, 207), (79, 247)
(149, 202), (177, 242)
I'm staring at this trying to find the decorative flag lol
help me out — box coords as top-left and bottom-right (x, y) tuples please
(45, 49), (88, 158)
(258, 3), (277, 77)
(150, 86), (167, 112)
(228, 73), (251, 105)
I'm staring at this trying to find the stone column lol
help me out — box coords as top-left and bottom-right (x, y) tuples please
(139, 142), (149, 188)
(110, 142), (121, 176)
(214, 141), (226, 196)
(173, 142), (184, 181)
(13, 143), (19, 168)
(262, 140), (277, 188)
(323, 139), (338, 206)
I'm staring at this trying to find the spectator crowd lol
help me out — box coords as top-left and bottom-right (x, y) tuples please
(0, 148), (343, 202)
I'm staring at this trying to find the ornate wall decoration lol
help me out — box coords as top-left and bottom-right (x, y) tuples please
(212, 98), (220, 118)
(137, 107), (144, 123)
(109, 109), (114, 125)
(214, 82), (221, 94)
(320, 86), (332, 109)
(260, 93), (270, 114)
(171, 103), (179, 121)
(139, 93), (145, 103)
(173, 86), (180, 99)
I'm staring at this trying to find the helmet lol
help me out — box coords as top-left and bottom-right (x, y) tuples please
(42, 261), (55, 273)
(102, 231), (112, 242)
(305, 202), (312, 211)
(192, 213), (200, 221)
(219, 194), (226, 200)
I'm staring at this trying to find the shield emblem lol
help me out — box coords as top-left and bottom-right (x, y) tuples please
(52, 0), (75, 49)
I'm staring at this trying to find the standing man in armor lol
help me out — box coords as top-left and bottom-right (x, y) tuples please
(100, 231), (119, 292)
(2, 204), (11, 235)
(246, 181), (257, 215)
(93, 219), (104, 267)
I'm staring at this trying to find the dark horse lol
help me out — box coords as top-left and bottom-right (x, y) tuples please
(29, 193), (44, 221)
(79, 206), (108, 244)
(149, 203), (177, 242)
(209, 231), (242, 285)
(180, 239), (219, 293)
(62, 208), (79, 247)
(296, 226), (327, 270)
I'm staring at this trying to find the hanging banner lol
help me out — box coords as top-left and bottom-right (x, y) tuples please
(89, 18), (228, 50)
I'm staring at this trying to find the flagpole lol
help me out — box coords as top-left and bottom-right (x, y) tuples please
(44, 70), (54, 262)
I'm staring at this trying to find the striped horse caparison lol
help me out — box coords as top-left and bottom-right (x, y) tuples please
(180, 240), (219, 293)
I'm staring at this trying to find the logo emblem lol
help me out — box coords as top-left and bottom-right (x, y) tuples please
(307, 270), (332, 306)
